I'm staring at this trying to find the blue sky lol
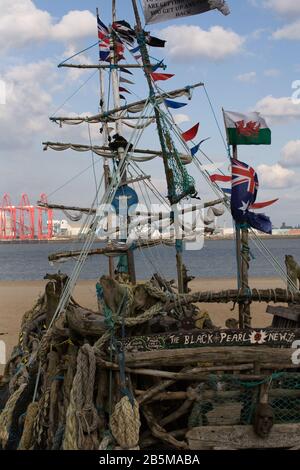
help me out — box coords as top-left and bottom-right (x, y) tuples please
(1, 0), (300, 227)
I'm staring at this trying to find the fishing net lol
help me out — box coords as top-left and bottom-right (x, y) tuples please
(161, 121), (196, 204)
(188, 372), (300, 427)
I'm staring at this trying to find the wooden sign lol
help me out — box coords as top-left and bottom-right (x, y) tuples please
(121, 328), (300, 353)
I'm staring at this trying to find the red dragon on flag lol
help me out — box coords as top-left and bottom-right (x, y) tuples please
(235, 120), (261, 137)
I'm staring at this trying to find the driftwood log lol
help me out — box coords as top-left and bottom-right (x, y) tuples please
(124, 346), (294, 368)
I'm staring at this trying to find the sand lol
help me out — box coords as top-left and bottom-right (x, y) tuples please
(0, 277), (286, 374)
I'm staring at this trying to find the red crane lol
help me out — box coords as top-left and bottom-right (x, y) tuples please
(18, 193), (35, 240)
(37, 193), (53, 239)
(0, 193), (17, 239)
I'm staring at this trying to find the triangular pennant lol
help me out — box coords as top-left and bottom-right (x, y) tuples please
(210, 174), (231, 183)
(181, 123), (200, 142)
(151, 60), (164, 72)
(190, 138), (210, 156)
(120, 76), (135, 85)
(164, 99), (187, 109)
(130, 45), (140, 54)
(119, 94), (127, 100)
(250, 199), (279, 209)
(119, 86), (131, 94)
(119, 67), (133, 75)
(221, 188), (232, 195)
(151, 73), (174, 82)
(145, 35), (166, 48)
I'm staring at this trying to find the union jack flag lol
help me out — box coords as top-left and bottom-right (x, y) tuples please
(97, 15), (110, 61)
(231, 158), (258, 195)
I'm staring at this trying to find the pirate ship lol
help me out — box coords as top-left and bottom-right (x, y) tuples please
(1, 0), (300, 451)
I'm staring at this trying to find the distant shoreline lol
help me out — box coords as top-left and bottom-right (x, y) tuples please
(0, 234), (300, 244)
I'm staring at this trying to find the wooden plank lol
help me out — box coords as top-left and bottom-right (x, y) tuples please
(186, 424), (300, 450)
(122, 328), (300, 352)
(266, 305), (300, 322)
(124, 345), (294, 368)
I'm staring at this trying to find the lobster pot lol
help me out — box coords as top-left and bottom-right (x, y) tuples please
(188, 373), (300, 428)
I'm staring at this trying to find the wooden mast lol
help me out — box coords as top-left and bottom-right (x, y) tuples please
(112, 0), (136, 284)
(131, 0), (175, 198)
(131, 0), (185, 292)
(97, 7), (114, 278)
(232, 144), (251, 329)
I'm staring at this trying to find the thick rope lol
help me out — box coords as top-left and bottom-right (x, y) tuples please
(110, 396), (140, 449)
(0, 383), (27, 447)
(63, 344), (99, 450)
(18, 402), (39, 450)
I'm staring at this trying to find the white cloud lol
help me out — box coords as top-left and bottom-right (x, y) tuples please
(255, 95), (300, 123)
(51, 10), (96, 42)
(236, 71), (256, 83)
(0, 0), (96, 53)
(280, 140), (300, 168)
(257, 163), (297, 189)
(0, 60), (55, 148)
(174, 114), (190, 125)
(160, 25), (244, 62)
(273, 20), (300, 40)
(263, 0), (300, 16)
(264, 68), (280, 77)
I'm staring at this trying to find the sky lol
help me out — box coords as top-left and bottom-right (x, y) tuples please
(1, 0), (300, 227)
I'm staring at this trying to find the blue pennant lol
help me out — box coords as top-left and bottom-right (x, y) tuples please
(151, 60), (164, 71)
(191, 143), (200, 156)
(130, 45), (140, 54)
(164, 99), (187, 109)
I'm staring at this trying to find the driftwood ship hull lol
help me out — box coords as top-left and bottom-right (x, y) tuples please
(1, 273), (300, 451)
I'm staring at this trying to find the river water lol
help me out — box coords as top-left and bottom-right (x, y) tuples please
(0, 238), (299, 281)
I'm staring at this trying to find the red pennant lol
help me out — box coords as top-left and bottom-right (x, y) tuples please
(250, 198), (279, 209)
(150, 73), (174, 82)
(181, 123), (200, 142)
(210, 174), (231, 183)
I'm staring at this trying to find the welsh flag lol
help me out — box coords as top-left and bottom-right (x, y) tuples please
(223, 110), (271, 146)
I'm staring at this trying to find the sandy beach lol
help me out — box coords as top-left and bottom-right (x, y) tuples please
(0, 277), (286, 374)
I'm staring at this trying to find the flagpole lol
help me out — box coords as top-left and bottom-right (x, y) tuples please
(232, 144), (251, 329)
(222, 107), (251, 328)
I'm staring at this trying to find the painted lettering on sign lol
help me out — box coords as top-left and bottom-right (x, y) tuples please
(122, 328), (300, 352)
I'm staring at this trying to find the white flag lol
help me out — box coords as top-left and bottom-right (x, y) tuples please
(142, 0), (230, 25)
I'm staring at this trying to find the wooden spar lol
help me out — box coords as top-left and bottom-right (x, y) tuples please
(232, 145), (251, 329)
(42, 142), (172, 156)
(97, 6), (114, 279)
(49, 82), (204, 123)
(164, 287), (300, 308)
(124, 345), (295, 368)
(47, 231), (215, 262)
(38, 197), (225, 215)
(58, 63), (161, 69)
(42, 142), (192, 164)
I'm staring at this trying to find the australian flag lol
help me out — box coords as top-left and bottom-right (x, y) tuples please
(231, 158), (272, 234)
